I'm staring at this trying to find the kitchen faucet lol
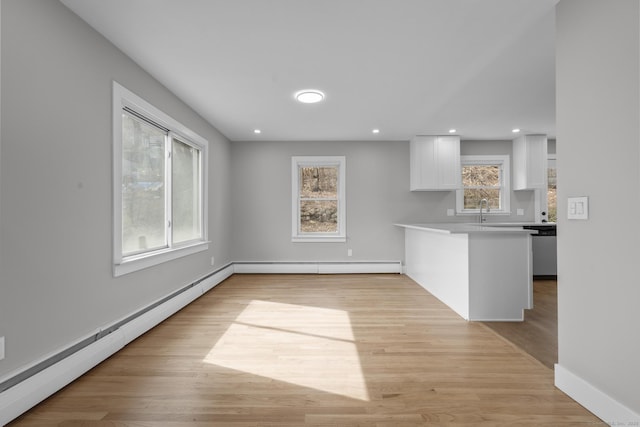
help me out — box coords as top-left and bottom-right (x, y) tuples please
(479, 198), (489, 223)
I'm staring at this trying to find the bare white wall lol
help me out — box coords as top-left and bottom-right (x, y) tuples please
(230, 139), (539, 262)
(0, 0), (232, 378)
(556, 0), (640, 416)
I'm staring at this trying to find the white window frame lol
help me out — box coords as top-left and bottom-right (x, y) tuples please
(456, 155), (511, 215)
(291, 156), (346, 243)
(113, 81), (209, 277)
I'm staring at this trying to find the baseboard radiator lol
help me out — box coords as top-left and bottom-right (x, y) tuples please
(0, 264), (234, 426)
(233, 261), (402, 274)
(0, 261), (400, 425)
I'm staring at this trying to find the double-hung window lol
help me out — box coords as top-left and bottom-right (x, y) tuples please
(456, 155), (510, 215)
(113, 82), (208, 276)
(547, 155), (557, 222)
(292, 156), (346, 242)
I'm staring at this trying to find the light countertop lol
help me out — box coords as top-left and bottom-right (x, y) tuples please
(395, 223), (538, 235)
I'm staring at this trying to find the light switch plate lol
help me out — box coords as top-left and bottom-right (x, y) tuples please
(0, 336), (5, 360)
(568, 196), (589, 220)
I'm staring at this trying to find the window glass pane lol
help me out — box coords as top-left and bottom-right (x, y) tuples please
(300, 200), (338, 233)
(300, 167), (338, 198)
(172, 138), (201, 244)
(462, 165), (500, 187)
(548, 162), (557, 222)
(464, 189), (500, 210)
(121, 112), (167, 255)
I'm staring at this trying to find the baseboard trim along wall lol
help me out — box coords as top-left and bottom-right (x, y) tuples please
(0, 263), (234, 426)
(233, 261), (402, 274)
(555, 364), (640, 425)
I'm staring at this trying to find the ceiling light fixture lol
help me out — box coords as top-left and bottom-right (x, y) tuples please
(254, 129), (261, 134)
(372, 129), (380, 134)
(448, 129), (457, 134)
(512, 128), (521, 133)
(295, 89), (325, 104)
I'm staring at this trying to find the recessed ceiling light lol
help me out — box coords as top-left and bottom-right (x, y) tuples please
(254, 129), (261, 134)
(372, 129), (380, 134)
(512, 128), (521, 133)
(448, 129), (457, 133)
(295, 89), (325, 104)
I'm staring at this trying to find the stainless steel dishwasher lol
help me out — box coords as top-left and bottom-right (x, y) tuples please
(523, 225), (557, 278)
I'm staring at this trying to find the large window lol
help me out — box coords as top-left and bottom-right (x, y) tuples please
(456, 155), (510, 215)
(113, 82), (208, 276)
(292, 156), (346, 242)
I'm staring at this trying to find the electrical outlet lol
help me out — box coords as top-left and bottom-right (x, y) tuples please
(447, 208), (455, 216)
(347, 249), (353, 257)
(517, 208), (524, 216)
(210, 256), (215, 266)
(0, 337), (5, 361)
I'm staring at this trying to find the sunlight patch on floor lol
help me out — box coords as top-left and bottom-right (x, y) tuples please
(203, 300), (370, 401)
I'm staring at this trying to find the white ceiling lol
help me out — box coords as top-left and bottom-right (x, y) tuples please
(60, 0), (558, 142)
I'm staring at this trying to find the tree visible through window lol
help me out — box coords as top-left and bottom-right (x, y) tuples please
(299, 166), (338, 233)
(456, 155), (510, 214)
(122, 112), (167, 255)
(113, 82), (208, 276)
(462, 164), (501, 210)
(547, 157), (557, 222)
(292, 157), (346, 242)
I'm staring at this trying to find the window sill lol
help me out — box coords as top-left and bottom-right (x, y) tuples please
(114, 241), (209, 277)
(292, 235), (346, 243)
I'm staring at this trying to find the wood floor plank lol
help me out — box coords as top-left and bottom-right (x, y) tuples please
(482, 279), (558, 369)
(9, 274), (602, 426)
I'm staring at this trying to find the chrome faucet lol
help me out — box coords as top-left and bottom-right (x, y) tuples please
(479, 198), (489, 223)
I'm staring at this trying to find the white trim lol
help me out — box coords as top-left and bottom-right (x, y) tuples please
(0, 331), (126, 427)
(456, 155), (511, 215)
(113, 81), (209, 276)
(291, 156), (346, 242)
(235, 263), (318, 274)
(114, 241), (209, 277)
(291, 236), (347, 243)
(318, 262), (402, 274)
(0, 264), (234, 426)
(555, 364), (640, 425)
(233, 261), (402, 274)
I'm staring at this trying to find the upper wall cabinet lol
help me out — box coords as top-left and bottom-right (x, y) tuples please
(410, 135), (461, 191)
(513, 134), (548, 190)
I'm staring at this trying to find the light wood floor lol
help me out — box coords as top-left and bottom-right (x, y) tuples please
(482, 279), (558, 369)
(10, 274), (602, 426)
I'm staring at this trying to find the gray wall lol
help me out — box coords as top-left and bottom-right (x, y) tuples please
(230, 139), (539, 262)
(0, 0), (553, 394)
(557, 0), (640, 414)
(0, 0), (232, 377)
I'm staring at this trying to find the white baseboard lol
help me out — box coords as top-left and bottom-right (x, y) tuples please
(200, 264), (234, 293)
(555, 363), (640, 425)
(0, 331), (125, 426)
(0, 263), (234, 426)
(233, 261), (402, 274)
(234, 262), (318, 274)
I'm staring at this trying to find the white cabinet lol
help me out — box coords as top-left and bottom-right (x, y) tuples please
(410, 135), (461, 191)
(513, 135), (547, 190)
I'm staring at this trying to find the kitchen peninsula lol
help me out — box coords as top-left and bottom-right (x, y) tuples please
(396, 223), (537, 321)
